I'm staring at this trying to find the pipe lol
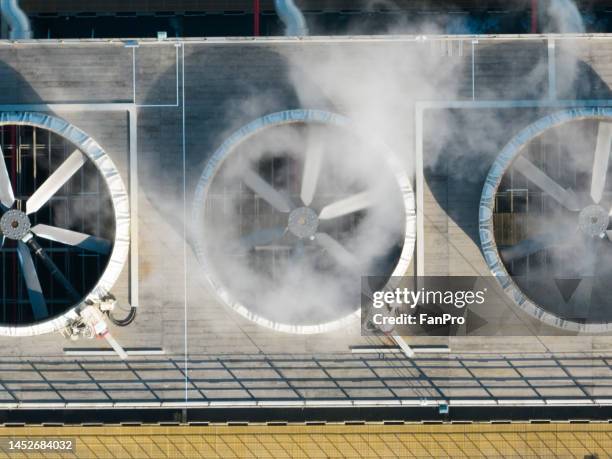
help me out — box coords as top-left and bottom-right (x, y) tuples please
(103, 332), (128, 360)
(274, 0), (308, 36)
(107, 306), (137, 327)
(253, 0), (260, 36)
(531, 0), (538, 33)
(0, 0), (31, 39)
(24, 234), (81, 302)
(393, 336), (415, 358)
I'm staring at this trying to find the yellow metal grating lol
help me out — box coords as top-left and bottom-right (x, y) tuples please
(0, 423), (610, 458)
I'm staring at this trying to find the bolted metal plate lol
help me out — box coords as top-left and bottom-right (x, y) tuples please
(578, 204), (609, 237)
(288, 207), (319, 239)
(0, 209), (31, 240)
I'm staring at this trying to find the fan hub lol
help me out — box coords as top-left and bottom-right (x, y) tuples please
(288, 207), (318, 239)
(578, 204), (609, 237)
(0, 210), (31, 240)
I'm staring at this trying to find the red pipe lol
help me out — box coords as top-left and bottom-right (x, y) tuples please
(531, 0), (538, 33)
(253, 0), (260, 36)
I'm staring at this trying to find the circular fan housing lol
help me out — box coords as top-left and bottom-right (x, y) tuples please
(0, 113), (129, 337)
(480, 108), (612, 332)
(193, 110), (416, 334)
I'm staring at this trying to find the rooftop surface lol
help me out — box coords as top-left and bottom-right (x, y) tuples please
(0, 35), (610, 414)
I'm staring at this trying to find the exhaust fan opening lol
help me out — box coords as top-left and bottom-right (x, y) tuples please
(193, 110), (415, 334)
(480, 107), (612, 332)
(0, 113), (129, 337)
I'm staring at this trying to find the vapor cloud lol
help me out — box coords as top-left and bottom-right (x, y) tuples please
(191, 0), (596, 332)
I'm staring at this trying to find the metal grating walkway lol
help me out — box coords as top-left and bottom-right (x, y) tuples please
(1, 353), (612, 407)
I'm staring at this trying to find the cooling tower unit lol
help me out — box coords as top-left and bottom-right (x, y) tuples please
(480, 107), (612, 332)
(193, 109), (416, 334)
(0, 112), (129, 337)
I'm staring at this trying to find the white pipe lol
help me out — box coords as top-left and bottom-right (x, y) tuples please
(1, 0), (31, 39)
(393, 336), (415, 358)
(274, 0), (308, 36)
(103, 332), (128, 360)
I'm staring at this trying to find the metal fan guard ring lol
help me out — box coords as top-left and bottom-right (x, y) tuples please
(192, 109), (416, 335)
(479, 107), (612, 333)
(0, 112), (130, 337)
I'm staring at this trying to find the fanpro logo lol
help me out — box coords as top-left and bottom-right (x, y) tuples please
(372, 288), (487, 309)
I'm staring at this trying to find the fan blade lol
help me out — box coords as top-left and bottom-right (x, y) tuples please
(16, 241), (48, 320)
(300, 139), (324, 206)
(24, 235), (80, 302)
(241, 226), (286, 249)
(315, 232), (359, 268)
(0, 146), (15, 209)
(26, 149), (86, 215)
(242, 169), (293, 213)
(319, 191), (375, 220)
(501, 231), (572, 262)
(31, 224), (112, 255)
(562, 238), (598, 319)
(513, 156), (581, 211)
(591, 122), (612, 204)
(291, 239), (305, 261)
(576, 238), (599, 278)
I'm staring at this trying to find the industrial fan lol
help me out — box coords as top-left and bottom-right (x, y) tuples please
(480, 108), (612, 331)
(193, 110), (416, 334)
(0, 113), (128, 336)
